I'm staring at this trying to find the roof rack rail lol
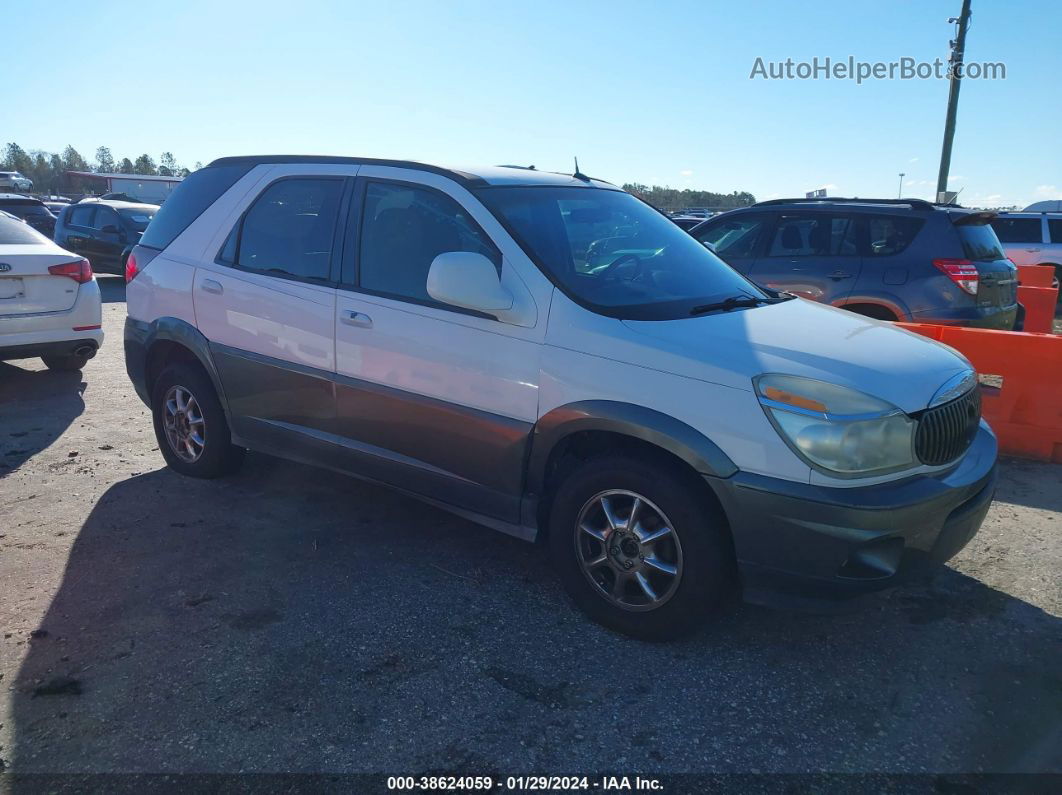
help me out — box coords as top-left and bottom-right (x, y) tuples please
(753, 197), (937, 211)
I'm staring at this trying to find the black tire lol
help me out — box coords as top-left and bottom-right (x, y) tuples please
(151, 363), (244, 478)
(41, 354), (88, 371)
(547, 454), (735, 641)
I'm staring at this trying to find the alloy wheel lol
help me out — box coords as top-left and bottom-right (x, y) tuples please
(574, 489), (683, 612)
(162, 385), (206, 463)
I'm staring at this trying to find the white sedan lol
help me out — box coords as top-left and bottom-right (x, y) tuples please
(0, 213), (103, 370)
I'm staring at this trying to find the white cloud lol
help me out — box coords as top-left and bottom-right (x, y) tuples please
(1034, 184), (1062, 199)
(983, 194), (1002, 202)
(908, 157), (920, 163)
(679, 169), (693, 177)
(947, 175), (965, 181)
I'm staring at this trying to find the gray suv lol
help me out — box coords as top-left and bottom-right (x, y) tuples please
(989, 212), (1062, 296)
(691, 198), (1019, 329)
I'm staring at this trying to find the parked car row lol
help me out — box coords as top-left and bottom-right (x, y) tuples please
(989, 211), (1062, 296)
(688, 197), (1022, 330)
(116, 156), (997, 639)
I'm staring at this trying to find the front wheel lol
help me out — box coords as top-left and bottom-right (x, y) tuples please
(151, 363), (244, 478)
(548, 455), (735, 640)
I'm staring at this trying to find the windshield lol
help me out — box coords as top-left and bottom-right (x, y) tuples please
(475, 187), (766, 319)
(118, 207), (157, 231)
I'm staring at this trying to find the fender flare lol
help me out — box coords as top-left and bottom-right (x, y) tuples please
(525, 400), (737, 496)
(126, 316), (227, 412)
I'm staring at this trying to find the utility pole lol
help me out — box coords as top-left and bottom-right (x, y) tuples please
(936, 0), (972, 201)
(898, 172), (905, 199)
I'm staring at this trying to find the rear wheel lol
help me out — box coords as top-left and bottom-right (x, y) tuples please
(151, 363), (244, 478)
(548, 455), (734, 640)
(41, 354), (88, 371)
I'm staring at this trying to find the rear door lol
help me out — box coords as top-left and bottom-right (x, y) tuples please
(989, 216), (1045, 266)
(749, 212), (862, 304)
(0, 220), (82, 315)
(62, 205), (97, 259)
(192, 169), (351, 444)
(691, 212), (771, 275)
(85, 205), (125, 271)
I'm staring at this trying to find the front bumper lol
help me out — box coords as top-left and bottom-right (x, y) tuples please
(708, 422), (998, 605)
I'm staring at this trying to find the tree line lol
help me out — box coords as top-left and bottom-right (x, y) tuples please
(622, 183), (757, 212)
(2, 142), (203, 195)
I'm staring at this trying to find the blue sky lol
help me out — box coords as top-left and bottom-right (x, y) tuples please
(9, 0), (1060, 208)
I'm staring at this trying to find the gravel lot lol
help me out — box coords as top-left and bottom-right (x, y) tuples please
(1, 277), (1060, 777)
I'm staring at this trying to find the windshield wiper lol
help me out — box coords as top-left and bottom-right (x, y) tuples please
(689, 294), (786, 316)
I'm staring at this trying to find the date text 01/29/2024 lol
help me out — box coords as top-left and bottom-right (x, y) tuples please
(386, 776), (664, 791)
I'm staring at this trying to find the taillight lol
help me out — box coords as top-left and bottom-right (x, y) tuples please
(933, 258), (979, 296)
(125, 251), (140, 282)
(48, 258), (93, 284)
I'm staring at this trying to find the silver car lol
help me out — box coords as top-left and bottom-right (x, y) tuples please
(989, 212), (1062, 293)
(0, 171), (33, 193)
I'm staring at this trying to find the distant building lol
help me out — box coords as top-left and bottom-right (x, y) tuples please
(64, 171), (182, 204)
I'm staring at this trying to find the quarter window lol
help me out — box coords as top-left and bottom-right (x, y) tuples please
(990, 217), (1042, 244)
(768, 215), (856, 257)
(233, 178), (343, 281)
(866, 215), (924, 256)
(355, 181), (499, 303)
(1047, 219), (1062, 244)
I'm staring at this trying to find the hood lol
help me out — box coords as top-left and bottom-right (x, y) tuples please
(614, 298), (971, 413)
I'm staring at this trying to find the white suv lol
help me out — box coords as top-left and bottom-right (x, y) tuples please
(0, 213), (103, 370)
(124, 156), (998, 639)
(0, 171), (33, 193)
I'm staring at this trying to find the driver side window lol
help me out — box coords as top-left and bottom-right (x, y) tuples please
(353, 181), (500, 304)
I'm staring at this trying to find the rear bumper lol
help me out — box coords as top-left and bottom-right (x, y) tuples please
(124, 316), (151, 405)
(0, 280), (103, 360)
(912, 304), (1018, 330)
(708, 422), (997, 606)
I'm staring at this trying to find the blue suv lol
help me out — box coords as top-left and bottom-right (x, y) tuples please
(690, 198), (1019, 329)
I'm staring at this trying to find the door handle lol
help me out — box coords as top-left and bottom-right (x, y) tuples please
(341, 310), (373, 328)
(828, 271), (852, 280)
(201, 279), (223, 295)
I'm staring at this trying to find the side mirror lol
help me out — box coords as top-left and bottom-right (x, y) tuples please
(427, 251), (513, 314)
(701, 241), (716, 252)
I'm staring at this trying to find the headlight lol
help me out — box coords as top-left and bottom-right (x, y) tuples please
(755, 374), (916, 477)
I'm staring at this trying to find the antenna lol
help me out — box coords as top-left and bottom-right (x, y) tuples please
(573, 157), (590, 182)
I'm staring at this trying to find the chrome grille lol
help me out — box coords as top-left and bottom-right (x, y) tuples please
(915, 387), (982, 466)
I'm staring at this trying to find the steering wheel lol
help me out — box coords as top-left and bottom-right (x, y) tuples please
(597, 252), (645, 281)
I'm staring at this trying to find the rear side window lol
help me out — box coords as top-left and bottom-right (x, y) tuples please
(956, 223), (1006, 261)
(695, 215), (768, 258)
(866, 215), (924, 256)
(0, 215), (44, 244)
(232, 178), (343, 281)
(354, 181), (500, 303)
(139, 164), (251, 250)
(68, 206), (96, 227)
(1047, 219), (1062, 243)
(767, 214), (856, 257)
(990, 217), (1042, 244)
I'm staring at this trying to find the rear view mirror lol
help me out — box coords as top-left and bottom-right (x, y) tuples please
(427, 252), (513, 314)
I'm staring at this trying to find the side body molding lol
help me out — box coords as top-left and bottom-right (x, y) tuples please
(525, 400), (739, 497)
(124, 316), (228, 414)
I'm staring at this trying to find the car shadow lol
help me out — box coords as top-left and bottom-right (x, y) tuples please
(992, 457), (1062, 512)
(96, 275), (126, 304)
(7, 455), (1062, 777)
(0, 362), (86, 478)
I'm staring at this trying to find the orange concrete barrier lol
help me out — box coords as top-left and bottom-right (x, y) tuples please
(1016, 264), (1055, 288)
(1017, 285), (1059, 334)
(897, 323), (1062, 463)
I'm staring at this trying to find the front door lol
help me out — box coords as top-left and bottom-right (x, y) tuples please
(692, 213), (771, 276)
(333, 172), (541, 523)
(749, 212), (862, 305)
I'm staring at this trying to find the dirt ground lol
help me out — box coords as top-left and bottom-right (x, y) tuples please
(0, 276), (1059, 777)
